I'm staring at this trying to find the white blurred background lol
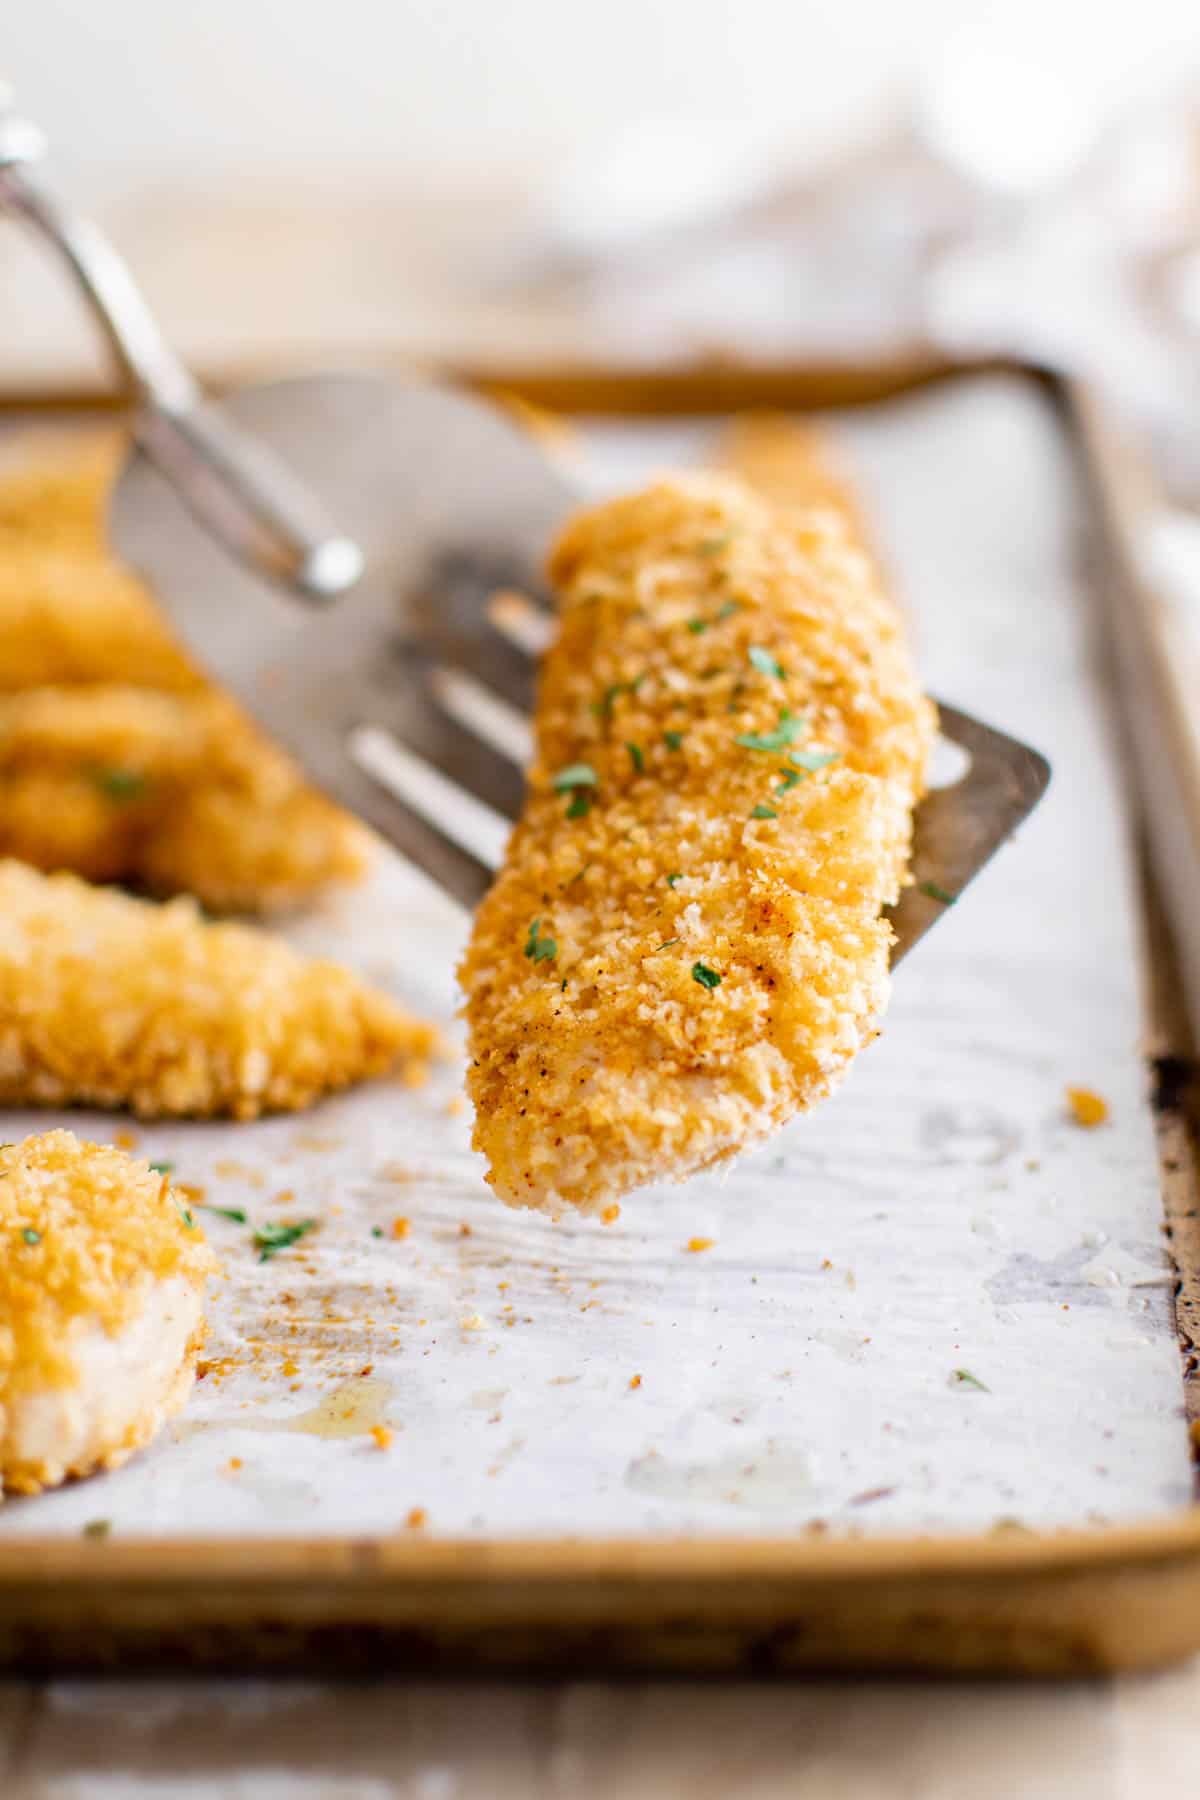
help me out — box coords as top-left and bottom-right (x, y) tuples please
(5, 0), (1200, 417)
(8, 0), (1200, 204)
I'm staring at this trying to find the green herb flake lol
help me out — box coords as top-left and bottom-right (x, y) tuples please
(919, 880), (957, 905)
(789, 748), (839, 773)
(750, 803), (778, 820)
(625, 742), (644, 774)
(715, 599), (741, 621)
(565, 862), (591, 888)
(566, 792), (591, 819)
(656, 938), (680, 951)
(663, 730), (685, 752)
(666, 872), (683, 888)
(82, 1519), (112, 1540)
(524, 918), (558, 963)
(255, 1219), (317, 1263)
(175, 1200), (195, 1230)
(92, 766), (148, 803)
(686, 617), (709, 635)
(202, 1203), (249, 1226)
(951, 1368), (990, 1392)
(692, 961), (722, 991)
(735, 709), (806, 753)
(149, 1160), (174, 1177)
(776, 767), (804, 791)
(21, 1227), (40, 1246)
(748, 645), (785, 680)
(697, 534), (731, 556)
(552, 762), (597, 791)
(371, 1226), (384, 1239)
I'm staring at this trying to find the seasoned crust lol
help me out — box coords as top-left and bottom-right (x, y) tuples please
(461, 466), (934, 1213)
(0, 1131), (215, 1494)
(0, 862), (439, 1119)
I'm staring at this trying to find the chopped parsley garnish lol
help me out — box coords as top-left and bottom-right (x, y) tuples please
(565, 862), (591, 887)
(175, 1199), (195, 1230)
(656, 938), (680, 951)
(372, 1226), (384, 1238)
(692, 961), (722, 990)
(82, 1519), (111, 1540)
(663, 730), (685, 751)
(951, 1368), (990, 1392)
(919, 880), (957, 905)
(566, 792), (591, 819)
(255, 1219), (317, 1263)
(149, 1160), (174, 1176)
(666, 872), (683, 887)
(686, 618), (709, 634)
(789, 748), (839, 773)
(625, 742), (644, 773)
(748, 645), (785, 680)
(715, 599), (740, 621)
(21, 1227), (40, 1245)
(552, 762), (597, 791)
(524, 918), (558, 963)
(750, 803), (777, 820)
(593, 674), (644, 720)
(776, 767), (804, 791)
(202, 1203), (248, 1225)
(92, 766), (148, 803)
(735, 709), (806, 752)
(697, 534), (731, 556)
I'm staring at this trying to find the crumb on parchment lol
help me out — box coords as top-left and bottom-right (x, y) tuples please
(1066, 1086), (1109, 1128)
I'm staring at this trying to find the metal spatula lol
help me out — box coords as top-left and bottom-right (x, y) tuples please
(0, 111), (1050, 956)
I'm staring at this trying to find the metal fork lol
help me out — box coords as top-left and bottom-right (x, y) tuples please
(0, 104), (1050, 954)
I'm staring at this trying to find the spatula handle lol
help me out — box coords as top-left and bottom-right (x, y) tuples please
(0, 106), (362, 599)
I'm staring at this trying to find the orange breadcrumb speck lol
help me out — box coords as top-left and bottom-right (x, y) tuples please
(1066, 1086), (1109, 1128)
(405, 1506), (428, 1529)
(629, 1374), (642, 1389)
(114, 1129), (138, 1151)
(686, 1237), (716, 1254)
(391, 1217), (411, 1240)
(227, 1457), (243, 1472)
(370, 1425), (394, 1451)
(601, 1204), (621, 1225)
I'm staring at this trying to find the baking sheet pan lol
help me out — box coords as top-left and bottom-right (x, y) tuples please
(1, 368), (1197, 1674)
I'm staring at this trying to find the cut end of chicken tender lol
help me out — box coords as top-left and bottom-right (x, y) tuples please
(0, 862), (439, 1119)
(460, 468), (934, 1214)
(0, 1130), (217, 1495)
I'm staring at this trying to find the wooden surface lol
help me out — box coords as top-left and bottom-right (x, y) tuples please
(1, 1663), (1199, 1797)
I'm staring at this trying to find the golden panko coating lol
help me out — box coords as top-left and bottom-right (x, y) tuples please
(0, 862), (438, 1119)
(0, 1130), (217, 1494)
(460, 466), (934, 1213)
(0, 439), (368, 911)
(0, 686), (369, 909)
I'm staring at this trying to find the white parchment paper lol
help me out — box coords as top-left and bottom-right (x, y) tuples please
(0, 373), (1190, 1541)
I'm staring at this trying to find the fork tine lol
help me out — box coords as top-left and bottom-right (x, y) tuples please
(335, 747), (495, 913)
(377, 652), (528, 822)
(887, 700), (1051, 962)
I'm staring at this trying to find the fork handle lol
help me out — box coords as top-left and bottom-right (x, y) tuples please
(0, 109), (362, 598)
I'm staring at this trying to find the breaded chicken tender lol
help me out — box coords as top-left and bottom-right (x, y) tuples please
(0, 862), (437, 1119)
(460, 467), (934, 1213)
(0, 686), (369, 909)
(0, 1130), (216, 1495)
(0, 439), (368, 910)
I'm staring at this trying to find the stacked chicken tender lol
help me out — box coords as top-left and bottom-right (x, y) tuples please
(0, 437), (367, 911)
(461, 465), (935, 1213)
